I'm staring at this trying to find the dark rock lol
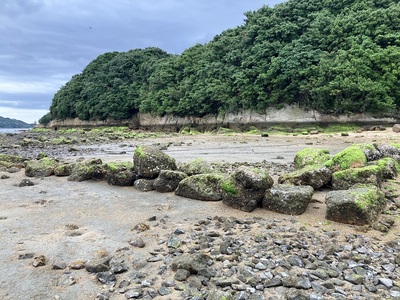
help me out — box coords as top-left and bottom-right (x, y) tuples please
(52, 261), (67, 270)
(18, 179), (34, 187)
(85, 256), (112, 273)
(104, 161), (135, 186)
(133, 145), (176, 178)
(222, 166), (274, 212)
(129, 237), (146, 248)
(68, 158), (106, 182)
(54, 163), (74, 176)
(279, 165), (332, 189)
(153, 170), (188, 192)
(96, 271), (116, 285)
(125, 288), (143, 299)
(25, 157), (58, 177)
(171, 253), (210, 274)
(175, 173), (226, 201)
(178, 158), (214, 176)
(174, 269), (191, 281)
(263, 184), (314, 215)
(326, 185), (386, 225)
(392, 124), (400, 133)
(134, 178), (155, 192)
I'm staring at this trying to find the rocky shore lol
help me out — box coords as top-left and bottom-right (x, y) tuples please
(1, 127), (400, 300)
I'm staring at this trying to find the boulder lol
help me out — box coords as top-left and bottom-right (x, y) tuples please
(25, 157), (58, 177)
(134, 179), (155, 192)
(68, 158), (106, 182)
(263, 184), (314, 215)
(171, 252), (210, 274)
(294, 148), (330, 169)
(392, 124), (400, 133)
(133, 145), (176, 178)
(221, 166), (274, 212)
(0, 154), (26, 169)
(104, 161), (135, 186)
(377, 144), (400, 161)
(325, 145), (367, 171)
(332, 165), (383, 190)
(175, 173), (226, 201)
(325, 185), (386, 225)
(278, 165), (332, 189)
(177, 158), (214, 175)
(153, 170), (188, 193)
(377, 157), (400, 179)
(54, 163), (74, 176)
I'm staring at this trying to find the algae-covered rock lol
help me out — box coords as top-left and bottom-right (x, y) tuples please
(54, 163), (74, 177)
(25, 157), (58, 177)
(104, 161), (135, 186)
(154, 170), (188, 193)
(263, 184), (314, 215)
(177, 158), (214, 176)
(294, 148), (330, 169)
(377, 157), (400, 179)
(133, 145), (176, 179)
(221, 166), (274, 212)
(0, 154), (27, 165)
(325, 145), (367, 171)
(68, 158), (106, 182)
(326, 185), (386, 225)
(278, 165), (332, 189)
(175, 173), (226, 201)
(332, 165), (383, 190)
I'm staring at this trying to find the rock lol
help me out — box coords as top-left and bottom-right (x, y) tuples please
(96, 271), (116, 285)
(207, 289), (233, 300)
(68, 158), (106, 182)
(278, 165), (332, 189)
(174, 269), (191, 281)
(54, 163), (74, 176)
(18, 179), (34, 187)
(263, 184), (314, 215)
(32, 255), (46, 267)
(393, 124), (400, 133)
(294, 148), (330, 169)
(222, 166), (274, 212)
(125, 288), (143, 299)
(52, 261), (67, 270)
(171, 252), (210, 274)
(104, 161), (135, 186)
(129, 237), (146, 248)
(1, 174), (10, 179)
(331, 165), (383, 190)
(134, 178), (155, 192)
(377, 157), (400, 179)
(325, 145), (367, 171)
(85, 256), (112, 273)
(376, 144), (400, 161)
(153, 170), (188, 193)
(178, 158), (214, 175)
(175, 173), (226, 201)
(325, 185), (386, 225)
(133, 145), (176, 178)
(25, 157), (58, 177)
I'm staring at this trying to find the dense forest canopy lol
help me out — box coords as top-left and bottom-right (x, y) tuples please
(42, 0), (400, 124)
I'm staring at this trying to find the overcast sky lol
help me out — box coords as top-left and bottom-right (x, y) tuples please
(0, 0), (283, 124)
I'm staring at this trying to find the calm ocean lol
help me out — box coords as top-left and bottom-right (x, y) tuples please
(0, 128), (32, 134)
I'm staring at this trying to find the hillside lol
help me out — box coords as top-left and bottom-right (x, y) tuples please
(0, 116), (32, 128)
(43, 0), (400, 125)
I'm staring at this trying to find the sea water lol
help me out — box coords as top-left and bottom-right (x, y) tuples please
(0, 128), (32, 134)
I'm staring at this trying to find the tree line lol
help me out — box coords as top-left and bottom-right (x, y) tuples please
(41, 0), (400, 125)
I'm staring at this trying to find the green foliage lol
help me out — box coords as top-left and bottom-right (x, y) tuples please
(47, 0), (400, 122)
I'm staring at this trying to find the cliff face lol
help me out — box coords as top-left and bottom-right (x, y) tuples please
(47, 106), (398, 131)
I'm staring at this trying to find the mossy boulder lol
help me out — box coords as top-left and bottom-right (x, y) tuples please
(25, 157), (58, 177)
(68, 158), (106, 182)
(294, 148), (330, 169)
(376, 157), (400, 179)
(54, 163), (74, 177)
(325, 185), (386, 225)
(332, 164), (384, 190)
(221, 166), (274, 212)
(263, 184), (314, 215)
(177, 158), (214, 176)
(175, 173), (226, 201)
(0, 154), (27, 170)
(104, 161), (135, 186)
(325, 145), (367, 171)
(278, 165), (332, 189)
(154, 170), (188, 193)
(133, 145), (176, 179)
